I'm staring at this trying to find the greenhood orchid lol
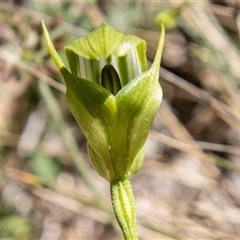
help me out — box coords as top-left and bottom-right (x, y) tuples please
(42, 21), (164, 240)
(42, 21), (164, 183)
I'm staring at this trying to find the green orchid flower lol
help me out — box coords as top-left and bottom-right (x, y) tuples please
(42, 21), (164, 239)
(42, 21), (164, 182)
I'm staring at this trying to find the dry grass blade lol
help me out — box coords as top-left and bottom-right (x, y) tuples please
(150, 131), (240, 174)
(158, 100), (219, 179)
(0, 3), (89, 37)
(0, 48), (66, 92)
(160, 67), (240, 133)
(150, 130), (240, 156)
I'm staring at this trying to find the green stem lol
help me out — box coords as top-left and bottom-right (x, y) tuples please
(110, 178), (138, 240)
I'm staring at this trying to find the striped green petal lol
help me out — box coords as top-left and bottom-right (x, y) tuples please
(65, 23), (147, 87)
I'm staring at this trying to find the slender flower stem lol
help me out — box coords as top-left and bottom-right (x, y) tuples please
(110, 178), (138, 240)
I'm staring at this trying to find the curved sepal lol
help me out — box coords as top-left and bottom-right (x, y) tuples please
(112, 22), (165, 177)
(42, 20), (116, 164)
(42, 20), (66, 71)
(65, 23), (124, 59)
(64, 23), (148, 86)
(61, 68), (117, 166)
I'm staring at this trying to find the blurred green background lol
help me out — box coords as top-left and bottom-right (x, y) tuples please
(1, 0), (240, 239)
